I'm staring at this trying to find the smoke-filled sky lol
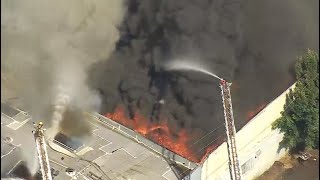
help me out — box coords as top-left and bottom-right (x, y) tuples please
(88, 0), (318, 136)
(1, 0), (319, 162)
(1, 0), (126, 137)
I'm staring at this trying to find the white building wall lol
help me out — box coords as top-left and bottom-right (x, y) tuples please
(197, 83), (296, 180)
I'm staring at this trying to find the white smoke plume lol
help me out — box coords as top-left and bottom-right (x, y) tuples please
(1, 0), (126, 138)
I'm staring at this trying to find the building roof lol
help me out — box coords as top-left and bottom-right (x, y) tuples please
(1, 102), (194, 180)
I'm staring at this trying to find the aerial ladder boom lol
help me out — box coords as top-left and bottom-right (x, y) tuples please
(32, 122), (53, 180)
(220, 80), (242, 180)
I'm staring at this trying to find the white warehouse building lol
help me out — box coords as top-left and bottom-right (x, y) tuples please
(188, 83), (296, 180)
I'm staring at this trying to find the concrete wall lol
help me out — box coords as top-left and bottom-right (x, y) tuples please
(194, 83), (296, 180)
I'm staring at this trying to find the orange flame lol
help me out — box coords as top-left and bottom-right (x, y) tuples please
(198, 136), (225, 163)
(247, 103), (267, 120)
(104, 105), (220, 163)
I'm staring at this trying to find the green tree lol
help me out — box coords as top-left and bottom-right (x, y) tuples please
(272, 49), (319, 152)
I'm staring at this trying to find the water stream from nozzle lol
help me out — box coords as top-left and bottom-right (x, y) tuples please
(163, 60), (224, 81)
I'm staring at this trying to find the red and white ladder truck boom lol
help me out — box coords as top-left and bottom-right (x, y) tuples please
(32, 122), (53, 180)
(220, 80), (242, 180)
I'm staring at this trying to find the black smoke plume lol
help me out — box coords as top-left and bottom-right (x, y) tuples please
(88, 1), (317, 163)
(88, 0), (318, 146)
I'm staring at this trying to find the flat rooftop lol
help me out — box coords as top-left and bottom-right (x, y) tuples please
(1, 102), (194, 180)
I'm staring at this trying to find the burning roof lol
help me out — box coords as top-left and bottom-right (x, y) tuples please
(104, 105), (224, 163)
(88, 0), (317, 167)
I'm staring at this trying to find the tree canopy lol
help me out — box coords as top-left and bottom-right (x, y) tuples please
(272, 49), (319, 152)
